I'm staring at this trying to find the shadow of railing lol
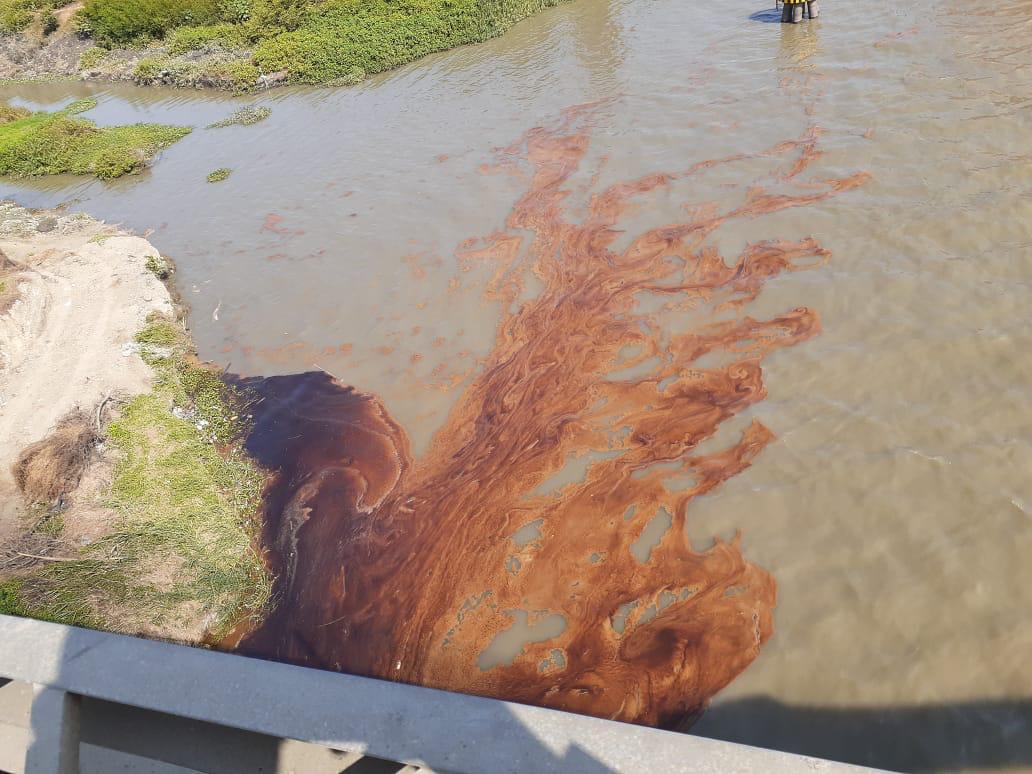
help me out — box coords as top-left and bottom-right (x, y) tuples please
(692, 696), (1032, 772)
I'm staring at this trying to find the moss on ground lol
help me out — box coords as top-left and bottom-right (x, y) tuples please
(9, 317), (271, 638)
(0, 99), (190, 180)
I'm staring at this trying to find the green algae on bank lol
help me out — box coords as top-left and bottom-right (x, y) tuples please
(0, 97), (190, 179)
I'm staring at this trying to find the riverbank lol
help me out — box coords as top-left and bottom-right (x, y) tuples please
(0, 202), (269, 643)
(0, 0), (567, 90)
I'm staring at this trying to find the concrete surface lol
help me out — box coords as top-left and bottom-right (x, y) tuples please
(0, 615), (884, 773)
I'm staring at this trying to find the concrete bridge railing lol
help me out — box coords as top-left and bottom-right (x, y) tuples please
(0, 614), (876, 773)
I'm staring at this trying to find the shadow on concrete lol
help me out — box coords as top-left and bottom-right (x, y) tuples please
(749, 8), (784, 23)
(691, 695), (1032, 772)
(17, 621), (615, 773)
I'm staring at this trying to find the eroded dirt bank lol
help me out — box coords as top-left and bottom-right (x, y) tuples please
(0, 203), (172, 540)
(0, 202), (268, 641)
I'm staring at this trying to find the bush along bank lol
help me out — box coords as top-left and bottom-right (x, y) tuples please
(0, 0), (568, 90)
(0, 97), (189, 179)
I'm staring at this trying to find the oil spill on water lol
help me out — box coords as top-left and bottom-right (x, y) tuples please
(233, 103), (868, 727)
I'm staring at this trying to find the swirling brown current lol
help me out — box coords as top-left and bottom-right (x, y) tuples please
(232, 104), (869, 728)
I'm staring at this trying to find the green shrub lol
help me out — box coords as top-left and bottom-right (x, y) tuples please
(218, 0), (251, 23)
(0, 0), (42, 32)
(41, 8), (56, 34)
(81, 0), (220, 46)
(165, 22), (244, 54)
(245, 0), (307, 38)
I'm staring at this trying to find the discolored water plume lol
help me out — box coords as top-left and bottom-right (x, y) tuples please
(236, 104), (868, 727)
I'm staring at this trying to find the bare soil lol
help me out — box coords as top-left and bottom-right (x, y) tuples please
(0, 203), (173, 545)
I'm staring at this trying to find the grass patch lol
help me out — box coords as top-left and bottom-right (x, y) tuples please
(206, 167), (231, 182)
(206, 105), (270, 128)
(0, 99), (190, 179)
(14, 317), (271, 637)
(0, 579), (27, 616)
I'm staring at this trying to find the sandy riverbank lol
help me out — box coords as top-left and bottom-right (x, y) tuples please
(0, 203), (173, 542)
(0, 201), (268, 641)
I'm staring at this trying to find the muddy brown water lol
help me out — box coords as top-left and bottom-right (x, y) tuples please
(2, 0), (1031, 768)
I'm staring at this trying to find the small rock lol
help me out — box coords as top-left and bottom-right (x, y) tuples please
(36, 217), (58, 233)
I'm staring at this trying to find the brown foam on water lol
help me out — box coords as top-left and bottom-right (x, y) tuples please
(235, 104), (868, 727)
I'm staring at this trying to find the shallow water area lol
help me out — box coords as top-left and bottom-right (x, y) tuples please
(2, 0), (1031, 768)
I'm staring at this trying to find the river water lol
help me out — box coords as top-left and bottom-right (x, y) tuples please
(2, 0), (1031, 768)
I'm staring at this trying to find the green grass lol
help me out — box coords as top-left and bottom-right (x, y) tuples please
(206, 105), (270, 128)
(206, 167), (231, 182)
(0, 99), (190, 180)
(9, 317), (271, 637)
(0, 579), (25, 616)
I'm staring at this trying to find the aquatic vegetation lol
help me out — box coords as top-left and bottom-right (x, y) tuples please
(12, 317), (271, 636)
(64, 97), (98, 114)
(207, 105), (270, 128)
(207, 167), (232, 182)
(237, 106), (868, 725)
(0, 99), (190, 179)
